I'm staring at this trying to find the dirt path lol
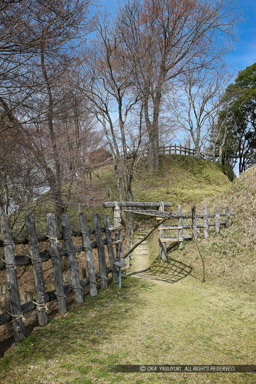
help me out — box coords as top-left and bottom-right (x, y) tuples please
(130, 228), (151, 273)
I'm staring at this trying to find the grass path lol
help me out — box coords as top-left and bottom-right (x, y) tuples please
(0, 275), (255, 384)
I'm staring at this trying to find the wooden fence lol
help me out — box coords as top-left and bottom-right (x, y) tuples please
(142, 145), (206, 159)
(158, 205), (232, 260)
(0, 211), (123, 342)
(0, 202), (233, 343)
(125, 144), (207, 160)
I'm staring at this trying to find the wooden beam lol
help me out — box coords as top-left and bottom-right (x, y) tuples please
(79, 213), (98, 297)
(178, 205), (184, 250)
(25, 214), (48, 326)
(103, 215), (118, 284)
(159, 202), (167, 261)
(159, 236), (192, 243)
(94, 214), (108, 290)
(46, 213), (67, 314)
(103, 202), (172, 208)
(122, 209), (172, 218)
(62, 214), (83, 305)
(1, 214), (26, 341)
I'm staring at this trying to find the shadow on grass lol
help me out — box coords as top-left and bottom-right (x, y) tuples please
(128, 256), (192, 284)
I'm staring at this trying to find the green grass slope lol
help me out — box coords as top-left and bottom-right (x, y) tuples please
(170, 164), (256, 291)
(98, 155), (230, 208)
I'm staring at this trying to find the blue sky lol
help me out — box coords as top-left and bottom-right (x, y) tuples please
(98, 0), (256, 80)
(226, 0), (256, 77)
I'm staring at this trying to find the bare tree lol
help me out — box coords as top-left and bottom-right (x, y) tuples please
(0, 0), (94, 226)
(169, 68), (230, 159)
(115, 0), (238, 169)
(82, 14), (143, 201)
(81, 13), (145, 250)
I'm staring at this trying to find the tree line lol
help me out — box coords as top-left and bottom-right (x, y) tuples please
(0, 0), (254, 233)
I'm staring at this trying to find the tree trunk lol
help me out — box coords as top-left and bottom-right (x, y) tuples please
(148, 128), (159, 170)
(212, 141), (216, 162)
(41, 37), (65, 227)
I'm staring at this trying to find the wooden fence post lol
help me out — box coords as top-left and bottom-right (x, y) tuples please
(79, 213), (98, 297)
(46, 214), (67, 314)
(103, 215), (119, 284)
(159, 202), (167, 261)
(25, 214), (48, 326)
(113, 202), (124, 265)
(94, 214), (108, 290)
(204, 206), (209, 239)
(225, 206), (231, 228)
(192, 206), (197, 239)
(178, 205), (184, 249)
(1, 214), (26, 341)
(215, 206), (220, 234)
(61, 214), (83, 304)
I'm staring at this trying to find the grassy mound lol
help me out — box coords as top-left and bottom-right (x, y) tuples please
(169, 165), (256, 290)
(131, 155), (230, 207)
(95, 154), (230, 214)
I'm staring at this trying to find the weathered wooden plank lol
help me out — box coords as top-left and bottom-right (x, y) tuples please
(1, 214), (26, 341)
(159, 202), (167, 261)
(178, 205), (184, 250)
(61, 214), (83, 304)
(215, 205), (220, 234)
(0, 233), (62, 247)
(103, 215), (119, 284)
(25, 214), (48, 326)
(122, 209), (172, 218)
(0, 251), (49, 271)
(0, 228), (103, 248)
(192, 206), (197, 239)
(112, 239), (123, 245)
(46, 214), (67, 314)
(158, 226), (184, 230)
(0, 240), (117, 271)
(94, 214), (108, 290)
(79, 213), (97, 297)
(157, 223), (218, 231)
(204, 206), (209, 239)
(103, 202), (172, 208)
(108, 225), (123, 231)
(113, 202), (124, 265)
(159, 236), (192, 243)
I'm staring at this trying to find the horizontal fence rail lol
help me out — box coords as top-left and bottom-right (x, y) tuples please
(158, 205), (233, 261)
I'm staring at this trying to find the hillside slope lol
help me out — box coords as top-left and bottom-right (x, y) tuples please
(169, 165), (256, 291)
(96, 154), (230, 208)
(29, 154), (230, 228)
